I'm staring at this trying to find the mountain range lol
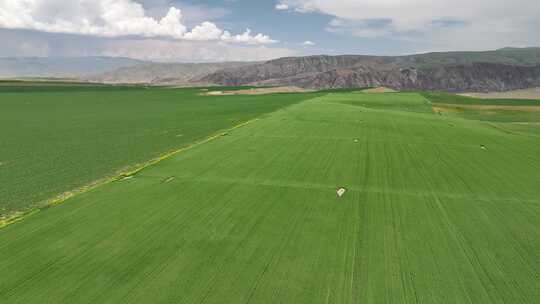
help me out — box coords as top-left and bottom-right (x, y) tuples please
(2, 47), (540, 92)
(200, 48), (540, 92)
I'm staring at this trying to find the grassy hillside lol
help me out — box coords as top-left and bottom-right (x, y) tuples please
(0, 84), (319, 215)
(1, 92), (539, 303)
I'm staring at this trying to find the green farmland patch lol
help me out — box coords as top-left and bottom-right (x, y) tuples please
(0, 85), (319, 215)
(423, 92), (540, 124)
(422, 91), (540, 106)
(329, 92), (433, 113)
(1, 92), (539, 303)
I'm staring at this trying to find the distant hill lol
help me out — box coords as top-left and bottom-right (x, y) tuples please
(4, 48), (540, 92)
(0, 57), (146, 78)
(400, 47), (540, 68)
(87, 62), (255, 85)
(200, 47), (540, 92)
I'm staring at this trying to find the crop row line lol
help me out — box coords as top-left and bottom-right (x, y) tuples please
(0, 118), (259, 230)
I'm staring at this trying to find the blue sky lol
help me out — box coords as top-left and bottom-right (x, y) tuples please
(0, 0), (539, 61)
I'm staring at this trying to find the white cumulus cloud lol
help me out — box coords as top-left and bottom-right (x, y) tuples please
(275, 3), (289, 10)
(303, 40), (315, 46)
(183, 22), (223, 41)
(221, 29), (277, 45)
(276, 0), (540, 49)
(0, 0), (276, 44)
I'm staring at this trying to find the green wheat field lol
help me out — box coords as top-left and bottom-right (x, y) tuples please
(1, 84), (539, 303)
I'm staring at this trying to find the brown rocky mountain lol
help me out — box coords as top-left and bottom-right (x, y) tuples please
(199, 48), (540, 92)
(240, 63), (540, 92)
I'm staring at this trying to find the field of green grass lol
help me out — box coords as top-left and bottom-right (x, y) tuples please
(424, 91), (540, 129)
(334, 92), (433, 113)
(422, 92), (540, 106)
(0, 84), (320, 216)
(1, 90), (539, 303)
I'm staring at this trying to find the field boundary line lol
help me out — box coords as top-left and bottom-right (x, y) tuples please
(0, 118), (258, 230)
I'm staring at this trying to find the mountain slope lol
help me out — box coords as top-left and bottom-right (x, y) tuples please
(248, 63), (540, 92)
(200, 48), (540, 92)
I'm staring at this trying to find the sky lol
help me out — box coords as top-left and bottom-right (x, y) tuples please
(0, 0), (539, 62)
